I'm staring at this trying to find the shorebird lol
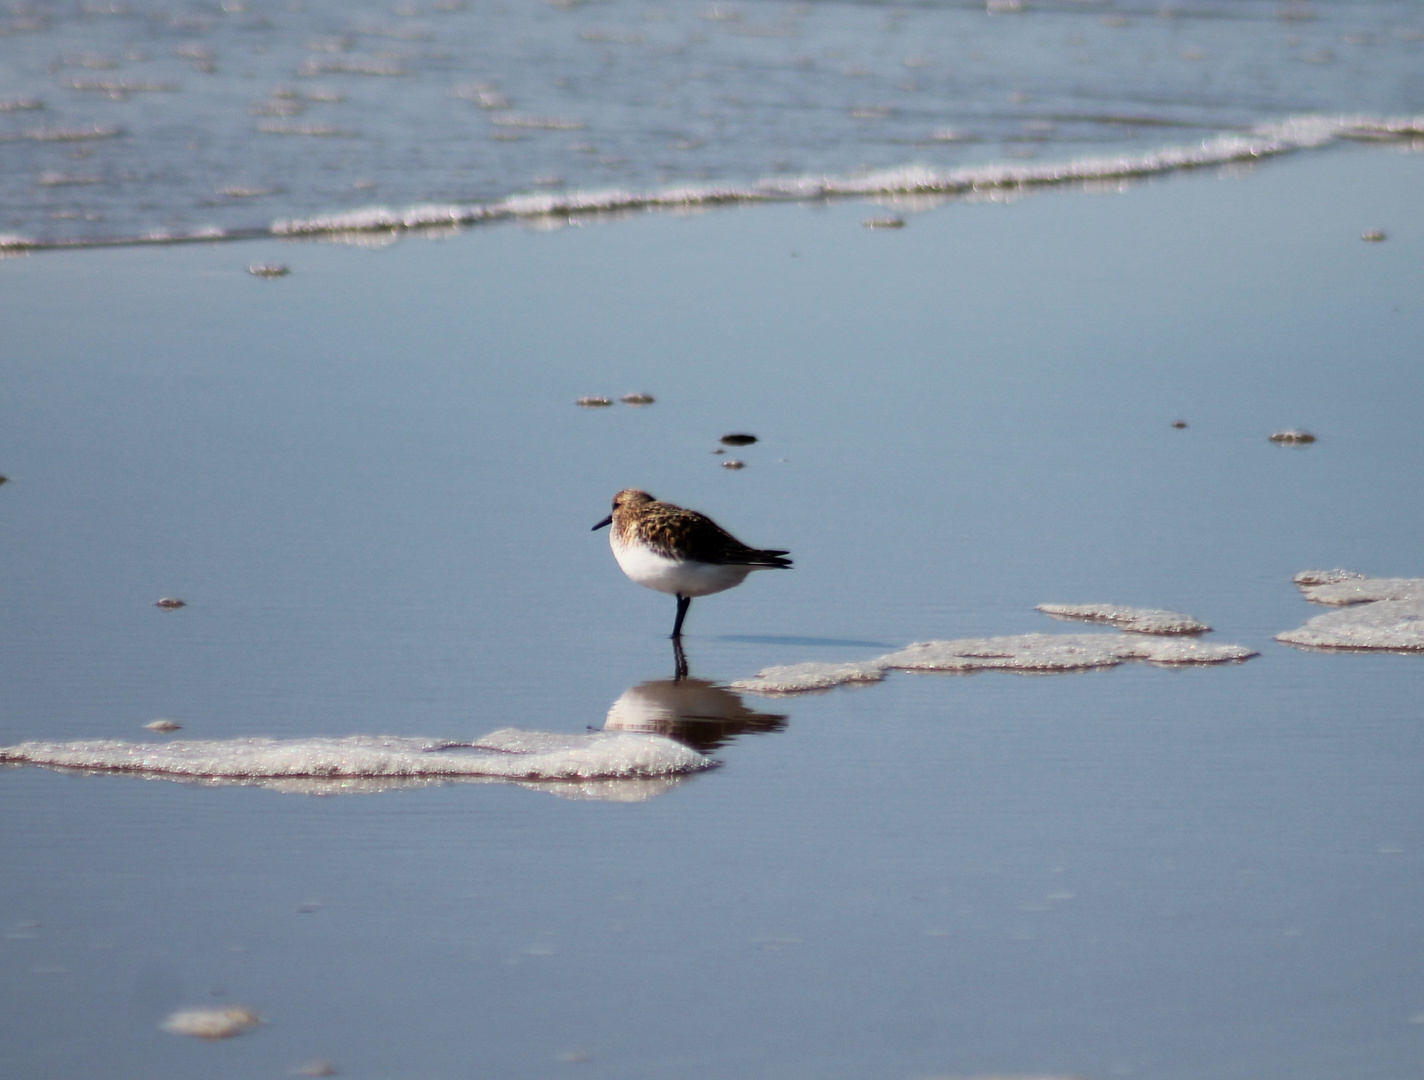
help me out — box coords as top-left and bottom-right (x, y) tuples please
(593, 489), (792, 639)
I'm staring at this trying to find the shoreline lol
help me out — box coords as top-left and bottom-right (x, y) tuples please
(4, 112), (1421, 254)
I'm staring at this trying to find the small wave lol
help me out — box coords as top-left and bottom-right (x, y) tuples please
(0, 728), (712, 796)
(488, 113), (586, 130)
(3, 124), (122, 143)
(256, 121), (357, 137)
(297, 57), (408, 77)
(5, 114), (1420, 251)
(270, 115), (1421, 238)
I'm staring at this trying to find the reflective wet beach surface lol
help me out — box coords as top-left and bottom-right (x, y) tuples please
(2, 146), (1423, 1078)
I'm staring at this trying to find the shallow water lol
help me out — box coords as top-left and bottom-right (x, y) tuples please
(2, 145), (1424, 1078)
(2, 0), (1423, 244)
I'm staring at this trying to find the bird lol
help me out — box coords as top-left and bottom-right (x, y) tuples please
(593, 489), (792, 639)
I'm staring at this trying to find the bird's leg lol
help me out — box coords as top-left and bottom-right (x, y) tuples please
(672, 637), (689, 681)
(671, 594), (691, 640)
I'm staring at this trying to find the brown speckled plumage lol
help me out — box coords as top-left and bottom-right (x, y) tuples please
(608, 489), (792, 568)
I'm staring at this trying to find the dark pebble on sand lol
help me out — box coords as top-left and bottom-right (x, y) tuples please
(720, 433), (757, 446)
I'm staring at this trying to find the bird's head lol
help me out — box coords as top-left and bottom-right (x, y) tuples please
(592, 489), (655, 531)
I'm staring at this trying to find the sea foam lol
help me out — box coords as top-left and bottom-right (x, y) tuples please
(1035, 603), (1209, 635)
(0, 728), (711, 796)
(732, 607), (1255, 695)
(1277, 571), (1424, 652)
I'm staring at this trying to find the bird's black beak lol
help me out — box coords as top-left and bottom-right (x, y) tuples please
(592, 514), (613, 531)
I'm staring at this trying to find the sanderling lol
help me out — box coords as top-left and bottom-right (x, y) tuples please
(593, 489), (792, 639)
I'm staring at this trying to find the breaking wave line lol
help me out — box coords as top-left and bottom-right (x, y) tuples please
(3, 114), (1420, 252)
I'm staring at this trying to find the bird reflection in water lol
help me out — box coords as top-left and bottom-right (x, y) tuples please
(603, 642), (787, 755)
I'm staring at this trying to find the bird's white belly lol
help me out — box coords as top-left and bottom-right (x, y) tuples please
(612, 539), (756, 597)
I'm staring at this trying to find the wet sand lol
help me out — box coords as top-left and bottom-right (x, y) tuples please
(1, 144), (1422, 1080)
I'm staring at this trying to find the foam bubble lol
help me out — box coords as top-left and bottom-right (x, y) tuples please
(0, 728), (711, 794)
(1035, 603), (1209, 635)
(1277, 571), (1424, 651)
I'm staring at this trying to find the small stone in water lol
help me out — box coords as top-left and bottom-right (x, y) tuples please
(292, 1062), (338, 1077)
(722, 460), (745, 470)
(620, 393), (655, 405)
(864, 216), (905, 229)
(1270, 430), (1316, 445)
(576, 396), (613, 408)
(720, 433), (757, 446)
(1171, 420), (1187, 428)
(248, 263), (290, 277)
(145, 719), (182, 732)
(155, 597), (186, 608)
(161, 1005), (262, 1040)
(1361, 230), (1386, 242)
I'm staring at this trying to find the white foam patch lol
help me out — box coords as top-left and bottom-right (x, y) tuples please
(732, 624), (1255, 695)
(1276, 599), (1424, 653)
(1035, 603), (1209, 635)
(1291, 570), (1423, 606)
(883, 633), (1252, 673)
(1277, 571), (1424, 652)
(726, 661), (887, 695)
(1293, 569), (1367, 586)
(0, 728), (710, 795)
(161, 1006), (263, 1039)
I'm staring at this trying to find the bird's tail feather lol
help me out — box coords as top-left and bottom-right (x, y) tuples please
(743, 549), (792, 569)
